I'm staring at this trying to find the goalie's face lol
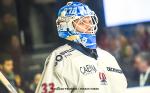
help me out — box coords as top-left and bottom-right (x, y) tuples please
(73, 16), (97, 34)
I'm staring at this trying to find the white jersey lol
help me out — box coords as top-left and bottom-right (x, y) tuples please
(35, 44), (127, 93)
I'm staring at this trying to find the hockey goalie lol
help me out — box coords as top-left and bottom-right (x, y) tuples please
(35, 1), (127, 93)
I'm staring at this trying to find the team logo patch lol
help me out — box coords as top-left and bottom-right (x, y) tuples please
(99, 72), (107, 85)
(80, 65), (97, 75)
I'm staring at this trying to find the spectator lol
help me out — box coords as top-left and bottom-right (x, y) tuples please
(135, 24), (149, 50)
(29, 73), (41, 92)
(148, 43), (150, 51)
(0, 13), (21, 73)
(134, 52), (150, 86)
(97, 31), (109, 50)
(119, 34), (128, 50)
(0, 54), (16, 93)
(15, 74), (25, 93)
(108, 37), (121, 61)
(0, 0), (17, 16)
(118, 34), (128, 61)
(0, 13), (18, 53)
(146, 25), (150, 51)
(120, 45), (136, 87)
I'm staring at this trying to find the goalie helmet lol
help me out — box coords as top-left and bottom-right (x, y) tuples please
(56, 2), (98, 49)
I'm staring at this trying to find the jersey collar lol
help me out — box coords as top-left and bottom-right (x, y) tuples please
(68, 42), (98, 60)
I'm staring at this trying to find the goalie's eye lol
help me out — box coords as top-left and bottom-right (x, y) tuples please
(81, 17), (93, 25)
(78, 21), (84, 25)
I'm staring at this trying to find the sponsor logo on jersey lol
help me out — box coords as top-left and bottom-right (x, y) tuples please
(99, 72), (107, 85)
(55, 48), (75, 66)
(80, 65), (97, 75)
(55, 55), (63, 61)
(60, 48), (75, 58)
(55, 55), (63, 66)
(106, 67), (123, 74)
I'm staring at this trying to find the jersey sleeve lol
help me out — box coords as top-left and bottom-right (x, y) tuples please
(109, 56), (127, 93)
(35, 52), (70, 93)
(103, 51), (127, 93)
(97, 48), (127, 93)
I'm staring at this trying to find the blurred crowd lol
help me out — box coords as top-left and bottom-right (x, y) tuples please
(0, 0), (149, 93)
(0, 0), (41, 93)
(0, 0), (21, 73)
(0, 54), (42, 93)
(97, 24), (150, 87)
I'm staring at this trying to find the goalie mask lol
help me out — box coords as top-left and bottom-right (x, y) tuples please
(56, 2), (98, 49)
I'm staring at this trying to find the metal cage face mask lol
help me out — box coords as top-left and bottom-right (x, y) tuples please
(73, 15), (98, 34)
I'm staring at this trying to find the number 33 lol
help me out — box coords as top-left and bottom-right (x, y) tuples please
(42, 82), (55, 93)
